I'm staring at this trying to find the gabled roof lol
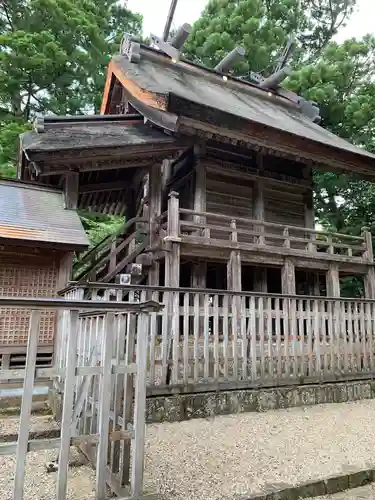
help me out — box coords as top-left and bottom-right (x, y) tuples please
(102, 44), (375, 175)
(0, 180), (89, 249)
(20, 115), (178, 160)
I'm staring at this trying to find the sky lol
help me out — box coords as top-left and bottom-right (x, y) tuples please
(126, 0), (374, 42)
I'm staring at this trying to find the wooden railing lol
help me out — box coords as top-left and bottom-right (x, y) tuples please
(0, 296), (161, 500)
(62, 283), (375, 395)
(176, 207), (372, 261)
(73, 216), (148, 282)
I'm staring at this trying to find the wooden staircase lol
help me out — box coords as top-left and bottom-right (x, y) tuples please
(73, 217), (151, 283)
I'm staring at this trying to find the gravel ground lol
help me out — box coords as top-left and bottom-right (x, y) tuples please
(143, 400), (375, 500)
(0, 414), (97, 500)
(2, 400), (375, 499)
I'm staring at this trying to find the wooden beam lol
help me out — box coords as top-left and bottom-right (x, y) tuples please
(64, 171), (79, 210)
(79, 181), (129, 194)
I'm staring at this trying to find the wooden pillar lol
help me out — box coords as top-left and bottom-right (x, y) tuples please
(326, 264), (340, 297)
(252, 178), (265, 244)
(64, 171), (79, 210)
(227, 220), (242, 292)
(253, 268), (267, 292)
(57, 252), (75, 290)
(281, 258), (296, 295)
(362, 227), (375, 298)
(165, 191), (180, 287)
(365, 267), (375, 298)
(191, 146), (207, 287)
(304, 189), (314, 229)
(227, 220), (241, 340)
(148, 164), (162, 286)
(313, 273), (321, 296)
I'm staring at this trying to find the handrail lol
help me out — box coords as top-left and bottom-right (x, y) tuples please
(59, 282), (372, 303)
(74, 217), (147, 270)
(179, 220), (365, 250)
(179, 208), (364, 242)
(0, 296), (162, 312)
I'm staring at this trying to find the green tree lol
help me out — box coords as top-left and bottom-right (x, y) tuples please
(0, 0), (142, 177)
(287, 36), (375, 235)
(184, 0), (356, 76)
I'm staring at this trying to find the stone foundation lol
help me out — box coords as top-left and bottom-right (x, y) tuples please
(48, 379), (375, 424)
(146, 380), (375, 423)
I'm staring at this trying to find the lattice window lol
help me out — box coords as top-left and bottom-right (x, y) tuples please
(0, 248), (59, 346)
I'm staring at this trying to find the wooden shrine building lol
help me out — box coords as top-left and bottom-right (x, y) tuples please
(17, 37), (375, 300)
(0, 179), (88, 368)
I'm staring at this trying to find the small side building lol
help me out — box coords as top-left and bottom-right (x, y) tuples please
(0, 179), (89, 369)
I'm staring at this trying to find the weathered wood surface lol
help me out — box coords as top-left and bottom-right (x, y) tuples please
(179, 208), (369, 260)
(0, 297), (156, 500)
(68, 284), (375, 395)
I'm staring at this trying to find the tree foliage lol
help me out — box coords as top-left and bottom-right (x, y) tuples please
(288, 35), (375, 236)
(0, 0), (142, 177)
(184, 0), (356, 75)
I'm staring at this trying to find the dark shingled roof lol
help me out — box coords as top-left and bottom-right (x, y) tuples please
(20, 121), (176, 153)
(0, 180), (89, 248)
(111, 50), (375, 162)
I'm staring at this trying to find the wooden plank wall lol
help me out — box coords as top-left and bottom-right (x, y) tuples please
(264, 181), (305, 227)
(205, 165), (308, 237)
(206, 169), (253, 219)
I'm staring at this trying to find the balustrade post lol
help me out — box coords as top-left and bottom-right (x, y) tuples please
(283, 227), (290, 249)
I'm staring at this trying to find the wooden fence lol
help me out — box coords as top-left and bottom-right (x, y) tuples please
(62, 283), (375, 395)
(0, 296), (161, 500)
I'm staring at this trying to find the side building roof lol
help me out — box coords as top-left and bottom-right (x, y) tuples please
(0, 179), (89, 249)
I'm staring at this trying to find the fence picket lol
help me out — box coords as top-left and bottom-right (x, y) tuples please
(223, 294), (229, 378)
(57, 310), (79, 500)
(259, 297), (265, 379)
(250, 296), (257, 381)
(193, 293), (200, 382)
(131, 312), (148, 498)
(183, 292), (190, 384)
(275, 298), (282, 378)
(13, 311), (41, 500)
(96, 312), (115, 500)
(241, 296), (247, 380)
(213, 294), (220, 381)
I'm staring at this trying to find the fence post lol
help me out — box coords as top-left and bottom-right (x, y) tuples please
(131, 311), (149, 498)
(95, 312), (115, 500)
(13, 311), (41, 500)
(57, 310), (79, 500)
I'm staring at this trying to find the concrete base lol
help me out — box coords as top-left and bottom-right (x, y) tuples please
(146, 379), (375, 423)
